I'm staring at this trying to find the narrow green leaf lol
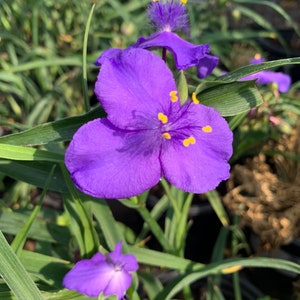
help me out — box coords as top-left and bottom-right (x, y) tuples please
(0, 230), (43, 300)
(0, 160), (67, 192)
(0, 144), (64, 162)
(20, 250), (70, 288)
(176, 70), (188, 104)
(139, 272), (163, 300)
(197, 80), (263, 116)
(155, 257), (300, 300)
(128, 246), (204, 272)
(219, 57), (300, 82)
(91, 197), (128, 252)
(62, 165), (99, 258)
(233, 0), (300, 38)
(0, 106), (104, 146)
(206, 190), (229, 227)
(1, 57), (82, 73)
(10, 166), (56, 256)
(82, 3), (96, 112)
(0, 210), (71, 245)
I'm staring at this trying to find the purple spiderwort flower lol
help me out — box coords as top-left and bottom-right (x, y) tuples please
(63, 242), (138, 299)
(147, 0), (189, 33)
(95, 0), (219, 79)
(241, 54), (291, 93)
(65, 48), (232, 199)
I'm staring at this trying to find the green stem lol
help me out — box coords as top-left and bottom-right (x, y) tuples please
(82, 3), (96, 112)
(160, 179), (181, 220)
(137, 205), (172, 253)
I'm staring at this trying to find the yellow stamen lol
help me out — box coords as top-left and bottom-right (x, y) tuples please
(169, 90), (178, 102)
(192, 92), (200, 104)
(254, 53), (261, 60)
(221, 266), (243, 274)
(202, 125), (212, 133)
(162, 132), (171, 140)
(181, 0), (188, 4)
(158, 112), (168, 124)
(183, 136), (196, 147)
(152, 0), (159, 2)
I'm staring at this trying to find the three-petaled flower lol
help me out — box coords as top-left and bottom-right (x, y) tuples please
(95, 0), (219, 79)
(65, 48), (232, 199)
(63, 242), (138, 299)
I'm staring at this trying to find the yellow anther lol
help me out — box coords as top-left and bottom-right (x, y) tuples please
(169, 90), (178, 102)
(192, 92), (200, 104)
(183, 136), (196, 147)
(162, 132), (171, 140)
(254, 53), (261, 60)
(221, 266), (243, 274)
(202, 125), (212, 133)
(158, 112), (168, 124)
(181, 0), (188, 4)
(152, 0), (159, 2)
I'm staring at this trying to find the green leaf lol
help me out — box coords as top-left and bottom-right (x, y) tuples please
(0, 144), (64, 162)
(176, 70), (188, 104)
(0, 209), (71, 245)
(196, 80), (263, 116)
(10, 166), (56, 256)
(62, 165), (99, 258)
(20, 250), (70, 287)
(0, 230), (43, 300)
(0, 106), (104, 146)
(205, 190), (229, 227)
(0, 160), (67, 192)
(91, 198), (128, 252)
(232, 0), (300, 38)
(155, 257), (300, 300)
(128, 246), (204, 271)
(219, 57), (300, 82)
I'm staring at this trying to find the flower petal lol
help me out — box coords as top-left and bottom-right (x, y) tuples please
(242, 70), (291, 93)
(65, 118), (161, 199)
(109, 242), (139, 272)
(94, 48), (122, 66)
(133, 31), (217, 77)
(196, 54), (219, 79)
(161, 103), (232, 193)
(95, 48), (179, 129)
(103, 271), (132, 299)
(63, 253), (114, 297)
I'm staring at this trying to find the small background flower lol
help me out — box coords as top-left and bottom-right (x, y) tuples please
(63, 242), (138, 299)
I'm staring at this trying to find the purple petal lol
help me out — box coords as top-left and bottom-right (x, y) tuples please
(161, 103), (232, 193)
(196, 54), (219, 79)
(94, 48), (122, 66)
(242, 70), (291, 93)
(95, 48), (179, 129)
(133, 31), (211, 71)
(65, 118), (161, 199)
(109, 242), (139, 272)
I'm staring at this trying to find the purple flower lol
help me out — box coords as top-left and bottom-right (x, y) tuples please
(95, 0), (219, 79)
(63, 242), (138, 299)
(66, 48), (232, 199)
(147, 0), (189, 33)
(241, 54), (291, 93)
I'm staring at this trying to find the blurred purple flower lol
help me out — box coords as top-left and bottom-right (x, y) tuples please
(95, 0), (219, 79)
(63, 242), (138, 299)
(66, 48), (232, 199)
(241, 54), (291, 93)
(147, 0), (189, 33)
